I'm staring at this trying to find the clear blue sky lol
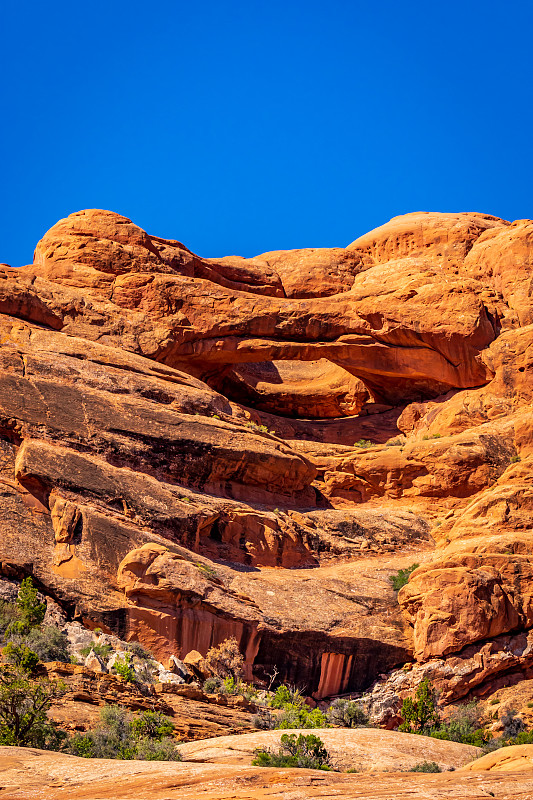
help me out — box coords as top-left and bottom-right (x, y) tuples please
(1, 0), (532, 267)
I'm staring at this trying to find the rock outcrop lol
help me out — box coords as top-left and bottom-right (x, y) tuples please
(1, 744), (533, 799)
(1, 207), (533, 704)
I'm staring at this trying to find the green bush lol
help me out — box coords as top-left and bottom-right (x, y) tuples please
(252, 732), (332, 770)
(409, 760), (441, 772)
(16, 577), (46, 631)
(130, 710), (174, 740)
(80, 642), (113, 660)
(25, 625), (70, 663)
(503, 729), (533, 746)
(67, 706), (179, 761)
(135, 736), (182, 761)
(270, 684), (296, 709)
(275, 705), (329, 729)
(327, 698), (368, 728)
(264, 686), (328, 729)
(399, 679), (439, 734)
(0, 664), (65, 746)
(113, 653), (136, 683)
(429, 701), (488, 746)
(354, 439), (374, 448)
(2, 642), (39, 672)
(390, 564), (419, 591)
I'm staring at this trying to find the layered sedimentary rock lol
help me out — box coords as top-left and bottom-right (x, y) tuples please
(1, 207), (532, 702)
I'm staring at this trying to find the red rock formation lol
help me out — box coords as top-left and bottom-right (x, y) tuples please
(0, 207), (532, 705)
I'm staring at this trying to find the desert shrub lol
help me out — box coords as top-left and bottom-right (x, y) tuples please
(25, 625), (70, 663)
(276, 706), (328, 729)
(69, 705), (135, 759)
(245, 421), (269, 433)
(252, 732), (332, 770)
(269, 684), (304, 709)
(253, 709), (276, 729)
(68, 706), (179, 760)
(500, 708), (526, 739)
(399, 679), (439, 734)
(0, 664), (65, 746)
(430, 701), (488, 746)
(354, 439), (374, 448)
(204, 637), (244, 680)
(203, 675), (223, 693)
(385, 435), (406, 447)
(422, 433), (441, 440)
(327, 698), (368, 728)
(113, 653), (136, 683)
(390, 564), (419, 591)
(218, 676), (257, 699)
(0, 600), (18, 639)
(130, 710), (174, 740)
(126, 641), (153, 660)
(2, 641), (40, 672)
(503, 729), (533, 746)
(265, 684), (327, 729)
(80, 642), (113, 660)
(510, 455), (521, 463)
(409, 760), (441, 772)
(135, 736), (182, 761)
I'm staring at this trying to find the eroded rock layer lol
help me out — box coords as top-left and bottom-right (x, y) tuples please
(1, 208), (532, 701)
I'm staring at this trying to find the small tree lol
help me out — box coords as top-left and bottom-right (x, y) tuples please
(0, 664), (64, 746)
(399, 679), (439, 734)
(204, 637), (244, 680)
(15, 577), (46, 631)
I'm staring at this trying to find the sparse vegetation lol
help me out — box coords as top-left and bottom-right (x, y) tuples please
(196, 561), (218, 580)
(203, 675), (257, 700)
(510, 455), (521, 463)
(385, 435), (406, 447)
(245, 420), (269, 433)
(252, 732), (332, 770)
(80, 642), (113, 660)
(354, 438), (374, 448)
(430, 702), (488, 747)
(389, 564), (419, 591)
(409, 760), (441, 772)
(422, 433), (442, 440)
(126, 641), (153, 661)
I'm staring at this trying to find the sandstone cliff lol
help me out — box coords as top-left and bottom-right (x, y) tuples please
(1, 208), (532, 703)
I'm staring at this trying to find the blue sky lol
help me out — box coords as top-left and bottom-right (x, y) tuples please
(1, 0), (532, 267)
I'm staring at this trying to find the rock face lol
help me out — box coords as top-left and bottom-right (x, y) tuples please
(1, 744), (533, 800)
(1, 207), (533, 703)
(176, 727), (480, 771)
